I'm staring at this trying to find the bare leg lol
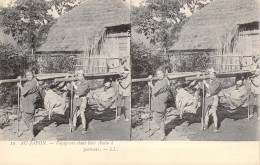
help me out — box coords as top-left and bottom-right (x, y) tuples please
(29, 122), (34, 138)
(80, 108), (86, 129)
(204, 110), (210, 129)
(73, 111), (77, 128)
(212, 108), (218, 129)
(159, 120), (166, 141)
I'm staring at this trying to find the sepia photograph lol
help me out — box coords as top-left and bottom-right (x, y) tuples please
(131, 0), (259, 141)
(0, 0), (131, 141)
(0, 0), (259, 164)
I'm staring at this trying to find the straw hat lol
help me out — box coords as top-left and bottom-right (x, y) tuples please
(207, 68), (216, 73)
(76, 69), (84, 75)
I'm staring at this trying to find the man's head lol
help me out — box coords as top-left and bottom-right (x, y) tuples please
(207, 68), (216, 80)
(175, 84), (183, 92)
(76, 69), (85, 81)
(235, 75), (244, 86)
(121, 68), (129, 78)
(156, 68), (165, 80)
(104, 78), (112, 87)
(25, 69), (34, 81)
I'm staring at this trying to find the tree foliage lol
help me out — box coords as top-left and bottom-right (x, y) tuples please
(0, 43), (36, 107)
(131, 41), (169, 106)
(0, 0), (54, 50)
(49, 0), (85, 16)
(132, 0), (213, 52)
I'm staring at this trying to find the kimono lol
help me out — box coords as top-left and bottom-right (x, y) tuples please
(93, 86), (116, 109)
(204, 78), (221, 112)
(20, 78), (39, 123)
(176, 88), (199, 114)
(151, 76), (169, 124)
(219, 84), (248, 109)
(44, 89), (66, 115)
(176, 80), (200, 115)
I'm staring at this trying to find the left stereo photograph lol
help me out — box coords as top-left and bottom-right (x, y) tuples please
(0, 0), (131, 141)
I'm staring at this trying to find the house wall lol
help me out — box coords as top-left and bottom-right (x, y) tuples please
(75, 31), (130, 74)
(208, 30), (259, 72)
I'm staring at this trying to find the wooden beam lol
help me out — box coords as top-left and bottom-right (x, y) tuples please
(0, 73), (73, 84)
(55, 72), (120, 82)
(132, 72), (203, 83)
(186, 70), (255, 81)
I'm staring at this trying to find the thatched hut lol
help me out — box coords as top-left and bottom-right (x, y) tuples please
(168, 0), (259, 72)
(35, 0), (130, 74)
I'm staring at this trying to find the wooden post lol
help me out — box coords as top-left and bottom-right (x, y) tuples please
(69, 84), (74, 132)
(247, 77), (250, 120)
(201, 83), (205, 130)
(17, 83), (20, 132)
(148, 84), (151, 136)
(115, 79), (118, 121)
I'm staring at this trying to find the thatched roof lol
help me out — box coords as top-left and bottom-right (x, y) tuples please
(169, 0), (259, 52)
(36, 0), (130, 53)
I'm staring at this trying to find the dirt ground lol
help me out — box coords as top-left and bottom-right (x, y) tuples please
(0, 107), (130, 141)
(131, 105), (259, 141)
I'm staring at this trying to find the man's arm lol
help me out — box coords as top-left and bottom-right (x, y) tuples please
(21, 79), (37, 96)
(77, 81), (90, 97)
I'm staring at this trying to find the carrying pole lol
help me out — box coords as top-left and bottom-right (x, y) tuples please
(69, 84), (74, 132)
(247, 77), (250, 120)
(115, 79), (118, 120)
(17, 81), (20, 132)
(148, 81), (151, 136)
(201, 83), (205, 130)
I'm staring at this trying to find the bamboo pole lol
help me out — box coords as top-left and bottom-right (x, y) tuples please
(247, 77), (250, 121)
(201, 83), (205, 130)
(17, 82), (20, 132)
(69, 85), (74, 132)
(0, 73), (73, 84)
(115, 79), (118, 121)
(132, 72), (203, 83)
(148, 83), (151, 136)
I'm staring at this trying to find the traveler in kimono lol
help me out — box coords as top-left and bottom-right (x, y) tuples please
(17, 69), (39, 139)
(202, 68), (221, 132)
(248, 67), (259, 119)
(148, 68), (169, 140)
(117, 68), (131, 121)
(44, 82), (68, 119)
(175, 79), (200, 119)
(219, 76), (248, 110)
(71, 69), (90, 134)
(92, 77), (116, 111)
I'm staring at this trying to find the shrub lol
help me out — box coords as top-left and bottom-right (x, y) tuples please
(131, 41), (170, 106)
(0, 43), (35, 108)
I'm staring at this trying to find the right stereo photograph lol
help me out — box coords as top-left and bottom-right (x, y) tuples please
(130, 0), (259, 141)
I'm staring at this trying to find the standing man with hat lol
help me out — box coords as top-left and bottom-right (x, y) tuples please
(202, 68), (221, 132)
(248, 67), (259, 119)
(71, 69), (90, 134)
(117, 68), (131, 121)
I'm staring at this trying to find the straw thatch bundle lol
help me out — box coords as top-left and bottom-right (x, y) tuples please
(169, 0), (259, 52)
(37, 0), (130, 53)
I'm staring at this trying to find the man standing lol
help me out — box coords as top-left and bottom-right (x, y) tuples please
(71, 70), (90, 134)
(248, 67), (259, 119)
(202, 68), (221, 132)
(117, 68), (131, 121)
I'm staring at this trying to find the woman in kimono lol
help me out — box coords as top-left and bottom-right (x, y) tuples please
(17, 70), (39, 139)
(219, 76), (248, 110)
(148, 68), (169, 140)
(92, 77), (116, 111)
